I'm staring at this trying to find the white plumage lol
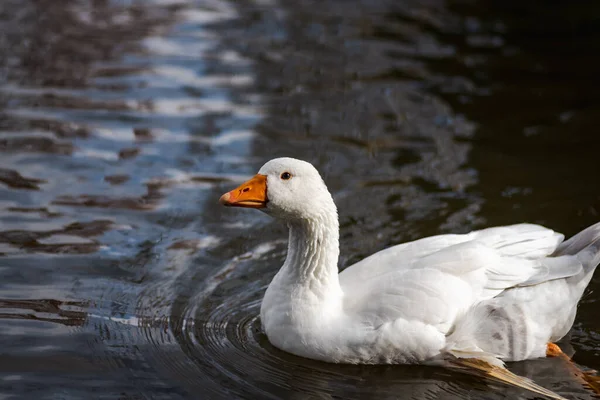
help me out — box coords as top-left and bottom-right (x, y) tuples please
(220, 157), (600, 398)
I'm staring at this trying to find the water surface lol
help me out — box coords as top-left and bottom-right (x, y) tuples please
(0, 0), (599, 399)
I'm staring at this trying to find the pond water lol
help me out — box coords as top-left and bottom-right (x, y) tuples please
(0, 0), (599, 399)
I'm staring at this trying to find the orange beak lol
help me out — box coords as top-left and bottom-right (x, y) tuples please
(219, 174), (268, 208)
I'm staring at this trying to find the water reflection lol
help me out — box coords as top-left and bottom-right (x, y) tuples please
(0, 299), (86, 326)
(0, 0), (261, 398)
(0, 220), (111, 255)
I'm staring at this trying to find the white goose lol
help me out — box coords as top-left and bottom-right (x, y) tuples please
(220, 157), (600, 399)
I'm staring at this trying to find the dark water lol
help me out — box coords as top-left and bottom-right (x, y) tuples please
(0, 0), (599, 399)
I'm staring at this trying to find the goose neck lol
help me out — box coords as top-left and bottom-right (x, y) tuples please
(283, 212), (340, 291)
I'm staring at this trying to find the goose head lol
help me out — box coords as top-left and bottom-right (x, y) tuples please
(219, 157), (336, 221)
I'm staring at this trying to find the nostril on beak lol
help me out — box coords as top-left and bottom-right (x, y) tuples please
(242, 187), (250, 193)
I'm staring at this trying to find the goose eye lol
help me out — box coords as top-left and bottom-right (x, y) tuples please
(280, 172), (292, 180)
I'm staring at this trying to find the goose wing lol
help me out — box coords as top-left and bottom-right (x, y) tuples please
(339, 224), (580, 332)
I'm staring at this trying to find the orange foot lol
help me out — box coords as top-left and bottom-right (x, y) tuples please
(547, 342), (600, 395)
(546, 343), (563, 358)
